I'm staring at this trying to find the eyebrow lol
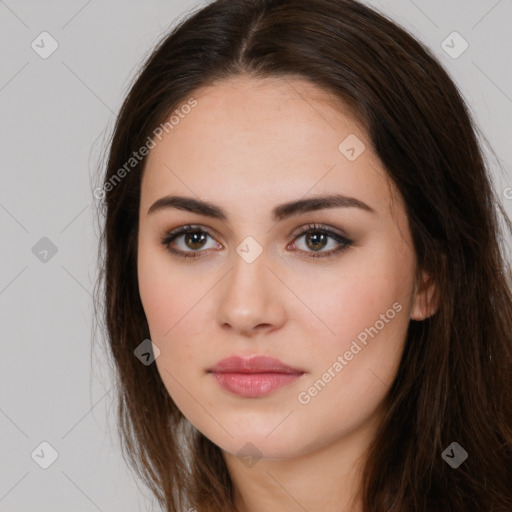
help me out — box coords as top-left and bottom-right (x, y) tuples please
(147, 194), (376, 222)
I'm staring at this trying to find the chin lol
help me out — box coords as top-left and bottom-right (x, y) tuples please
(205, 425), (313, 463)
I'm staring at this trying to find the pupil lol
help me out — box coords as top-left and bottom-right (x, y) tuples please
(183, 232), (328, 252)
(307, 233), (327, 251)
(186, 232), (206, 249)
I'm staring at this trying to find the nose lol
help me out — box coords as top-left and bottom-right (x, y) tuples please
(214, 248), (287, 337)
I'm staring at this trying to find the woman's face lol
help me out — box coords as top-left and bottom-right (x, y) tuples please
(137, 76), (435, 461)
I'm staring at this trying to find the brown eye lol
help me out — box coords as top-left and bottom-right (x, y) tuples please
(161, 226), (219, 259)
(161, 223), (353, 261)
(304, 232), (329, 251)
(289, 224), (353, 259)
(183, 231), (208, 250)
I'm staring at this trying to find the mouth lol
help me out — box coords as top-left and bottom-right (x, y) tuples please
(207, 355), (306, 398)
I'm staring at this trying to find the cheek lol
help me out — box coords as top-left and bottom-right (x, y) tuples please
(137, 248), (171, 336)
(138, 237), (196, 337)
(299, 245), (413, 395)
(311, 250), (411, 340)
(292, 282), (409, 450)
(137, 239), (213, 374)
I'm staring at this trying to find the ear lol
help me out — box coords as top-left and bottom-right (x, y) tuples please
(410, 270), (439, 321)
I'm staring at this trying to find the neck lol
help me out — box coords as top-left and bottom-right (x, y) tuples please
(222, 417), (379, 512)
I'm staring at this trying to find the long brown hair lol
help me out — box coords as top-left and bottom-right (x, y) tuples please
(93, 0), (512, 510)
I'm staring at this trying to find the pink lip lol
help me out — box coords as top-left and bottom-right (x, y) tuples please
(207, 356), (305, 398)
(208, 355), (304, 374)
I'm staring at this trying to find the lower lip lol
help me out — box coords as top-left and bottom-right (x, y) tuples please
(210, 372), (304, 398)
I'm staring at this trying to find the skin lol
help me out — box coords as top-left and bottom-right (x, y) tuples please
(137, 75), (438, 512)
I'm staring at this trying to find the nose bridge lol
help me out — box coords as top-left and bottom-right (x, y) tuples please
(227, 237), (273, 299)
(215, 236), (285, 333)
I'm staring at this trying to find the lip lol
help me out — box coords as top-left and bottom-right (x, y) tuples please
(208, 355), (304, 374)
(207, 355), (305, 398)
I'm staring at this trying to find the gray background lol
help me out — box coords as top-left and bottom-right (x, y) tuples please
(0, 1), (511, 511)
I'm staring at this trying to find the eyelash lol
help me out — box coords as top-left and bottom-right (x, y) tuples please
(160, 223), (353, 260)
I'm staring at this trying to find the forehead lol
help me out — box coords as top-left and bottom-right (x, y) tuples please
(140, 75), (399, 220)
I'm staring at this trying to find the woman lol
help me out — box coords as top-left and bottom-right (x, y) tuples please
(94, 0), (512, 510)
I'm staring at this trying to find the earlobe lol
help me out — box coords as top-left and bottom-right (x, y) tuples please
(410, 271), (440, 320)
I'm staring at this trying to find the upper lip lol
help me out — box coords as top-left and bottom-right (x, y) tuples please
(207, 355), (305, 374)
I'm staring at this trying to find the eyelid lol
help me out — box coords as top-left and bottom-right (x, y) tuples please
(160, 224), (220, 249)
(160, 222), (354, 260)
(161, 222), (350, 244)
(289, 222), (350, 240)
